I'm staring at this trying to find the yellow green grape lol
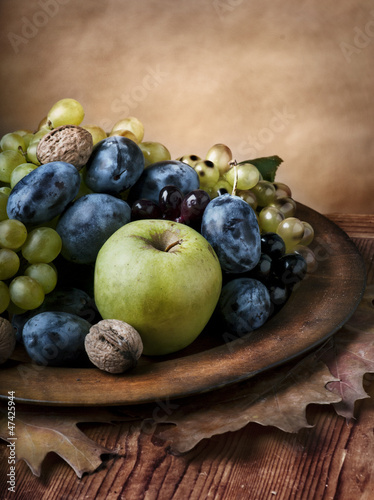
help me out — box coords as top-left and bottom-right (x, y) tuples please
(9, 275), (45, 310)
(0, 249), (20, 280)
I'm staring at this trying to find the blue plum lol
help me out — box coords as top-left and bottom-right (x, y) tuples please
(85, 136), (144, 194)
(22, 311), (91, 367)
(219, 277), (271, 335)
(127, 160), (200, 204)
(12, 287), (99, 342)
(6, 161), (81, 225)
(201, 194), (261, 273)
(56, 193), (131, 264)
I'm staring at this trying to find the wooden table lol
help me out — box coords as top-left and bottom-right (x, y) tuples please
(0, 214), (373, 500)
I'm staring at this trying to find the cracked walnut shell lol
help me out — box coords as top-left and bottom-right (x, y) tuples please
(85, 319), (143, 373)
(36, 124), (93, 170)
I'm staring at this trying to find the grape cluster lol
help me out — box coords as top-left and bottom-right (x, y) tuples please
(0, 220), (61, 314)
(131, 186), (210, 230)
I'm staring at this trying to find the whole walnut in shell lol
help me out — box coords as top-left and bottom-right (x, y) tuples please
(85, 319), (143, 373)
(36, 124), (93, 170)
(0, 317), (16, 365)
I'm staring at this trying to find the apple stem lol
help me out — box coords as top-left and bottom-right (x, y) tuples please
(165, 239), (182, 252)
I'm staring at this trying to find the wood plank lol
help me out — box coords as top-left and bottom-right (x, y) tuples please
(326, 214), (374, 239)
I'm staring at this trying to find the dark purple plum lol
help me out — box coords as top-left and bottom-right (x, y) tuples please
(127, 160), (199, 205)
(56, 193), (131, 264)
(84, 136), (144, 194)
(22, 311), (91, 367)
(6, 161), (80, 225)
(201, 194), (261, 273)
(218, 277), (271, 335)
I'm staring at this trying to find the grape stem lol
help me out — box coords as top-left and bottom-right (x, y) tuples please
(229, 160), (238, 196)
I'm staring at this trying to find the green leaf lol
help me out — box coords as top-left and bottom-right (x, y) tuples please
(238, 155), (283, 182)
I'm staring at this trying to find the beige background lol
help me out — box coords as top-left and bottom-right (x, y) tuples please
(0, 0), (373, 214)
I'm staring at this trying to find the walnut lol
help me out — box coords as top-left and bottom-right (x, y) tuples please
(85, 319), (143, 373)
(36, 124), (93, 170)
(0, 317), (16, 365)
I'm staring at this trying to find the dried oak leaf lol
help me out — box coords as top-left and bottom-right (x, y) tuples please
(151, 354), (341, 454)
(320, 284), (374, 420)
(0, 406), (130, 478)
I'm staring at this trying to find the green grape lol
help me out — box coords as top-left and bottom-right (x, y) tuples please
(82, 125), (107, 145)
(0, 281), (10, 314)
(237, 189), (258, 210)
(9, 275), (45, 310)
(178, 154), (201, 167)
(26, 128), (50, 165)
(30, 129), (50, 143)
(0, 191), (9, 221)
(205, 144), (232, 175)
(13, 129), (33, 137)
(273, 181), (292, 199)
(194, 160), (220, 189)
(111, 116), (144, 143)
(294, 244), (317, 273)
(208, 178), (233, 198)
(276, 217), (305, 252)
(0, 249), (20, 280)
(0, 187), (11, 196)
(21, 132), (34, 150)
(225, 163), (260, 190)
(250, 180), (277, 207)
(109, 129), (139, 143)
(24, 263), (57, 294)
(47, 98), (85, 128)
(22, 227), (62, 264)
(0, 150), (26, 183)
(0, 219), (28, 249)
(258, 206), (285, 233)
(270, 197), (297, 218)
(0, 133), (26, 154)
(26, 141), (41, 166)
(139, 141), (171, 167)
(10, 162), (37, 188)
(299, 221), (314, 246)
(37, 116), (48, 130)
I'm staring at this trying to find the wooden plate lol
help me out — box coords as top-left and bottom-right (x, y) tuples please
(0, 203), (366, 407)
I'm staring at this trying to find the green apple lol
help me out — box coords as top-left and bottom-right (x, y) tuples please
(94, 219), (222, 356)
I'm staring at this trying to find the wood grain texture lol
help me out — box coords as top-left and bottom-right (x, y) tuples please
(0, 214), (373, 500)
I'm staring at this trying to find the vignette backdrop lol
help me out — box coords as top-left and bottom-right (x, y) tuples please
(0, 0), (373, 214)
